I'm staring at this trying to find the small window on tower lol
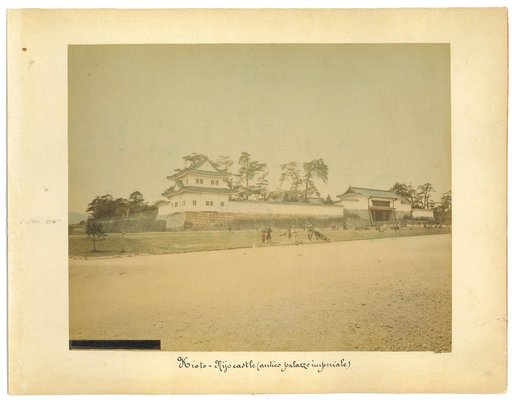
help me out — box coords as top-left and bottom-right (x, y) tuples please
(221, 201), (224, 206)
(193, 200), (197, 206)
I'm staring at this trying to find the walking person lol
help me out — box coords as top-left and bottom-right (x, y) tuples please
(266, 227), (273, 244)
(261, 228), (267, 244)
(290, 225), (297, 244)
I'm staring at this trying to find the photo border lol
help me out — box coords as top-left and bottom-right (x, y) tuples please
(7, 8), (507, 394)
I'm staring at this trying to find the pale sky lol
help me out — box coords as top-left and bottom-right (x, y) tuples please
(69, 44), (451, 213)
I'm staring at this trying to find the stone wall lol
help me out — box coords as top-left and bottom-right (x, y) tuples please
(343, 209), (371, 226)
(96, 209), (166, 233)
(90, 208), (412, 233)
(157, 212), (187, 231)
(159, 211), (347, 231)
(343, 209), (412, 226)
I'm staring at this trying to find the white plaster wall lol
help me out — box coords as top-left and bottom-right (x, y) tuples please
(159, 196), (344, 216)
(412, 208), (434, 219)
(394, 200), (412, 212)
(160, 192), (230, 214)
(181, 172), (228, 188)
(223, 200), (343, 216)
(339, 195), (368, 210)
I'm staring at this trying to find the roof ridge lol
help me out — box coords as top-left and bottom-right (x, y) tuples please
(206, 159), (222, 172)
(187, 157), (223, 172)
(187, 157), (208, 170)
(351, 186), (393, 192)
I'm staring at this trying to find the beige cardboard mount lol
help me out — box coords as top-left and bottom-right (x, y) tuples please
(7, 9), (507, 394)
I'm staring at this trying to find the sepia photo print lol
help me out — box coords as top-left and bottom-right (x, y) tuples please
(68, 44), (452, 352)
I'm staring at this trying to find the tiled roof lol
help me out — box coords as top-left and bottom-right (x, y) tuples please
(183, 186), (236, 193)
(184, 170), (232, 177)
(167, 158), (231, 180)
(163, 185), (237, 198)
(337, 186), (400, 200)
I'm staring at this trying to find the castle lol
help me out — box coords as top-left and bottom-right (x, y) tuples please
(155, 157), (433, 231)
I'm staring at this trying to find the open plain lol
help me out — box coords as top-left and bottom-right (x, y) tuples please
(69, 234), (451, 352)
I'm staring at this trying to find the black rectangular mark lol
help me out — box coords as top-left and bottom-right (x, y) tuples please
(69, 340), (161, 350)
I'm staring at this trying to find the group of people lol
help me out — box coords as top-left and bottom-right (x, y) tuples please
(262, 223), (330, 244)
(260, 227), (273, 244)
(263, 225), (299, 244)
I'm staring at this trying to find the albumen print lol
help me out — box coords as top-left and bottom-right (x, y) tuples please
(68, 44), (452, 352)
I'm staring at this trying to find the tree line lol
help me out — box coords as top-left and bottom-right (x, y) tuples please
(84, 157), (451, 221)
(390, 182), (452, 215)
(165, 152), (331, 203)
(86, 191), (156, 220)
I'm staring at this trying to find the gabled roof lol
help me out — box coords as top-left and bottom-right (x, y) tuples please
(167, 158), (232, 181)
(188, 158), (220, 171)
(337, 186), (400, 200)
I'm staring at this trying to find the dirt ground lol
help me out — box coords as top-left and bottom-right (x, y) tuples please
(69, 234), (451, 352)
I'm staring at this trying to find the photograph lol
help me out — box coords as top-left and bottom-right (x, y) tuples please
(68, 43), (452, 352)
(8, 7), (507, 394)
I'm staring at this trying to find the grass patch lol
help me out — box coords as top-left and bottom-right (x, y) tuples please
(69, 226), (451, 259)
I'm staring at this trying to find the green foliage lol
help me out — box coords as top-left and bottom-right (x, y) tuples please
(279, 161), (303, 191)
(390, 182), (425, 208)
(69, 226), (451, 258)
(391, 182), (448, 213)
(254, 172), (270, 200)
(440, 190), (452, 212)
(433, 190), (452, 224)
(390, 182), (417, 206)
(128, 191), (150, 213)
(280, 159), (329, 202)
(86, 194), (118, 219)
(417, 183), (435, 209)
(87, 191), (154, 219)
(302, 158), (329, 202)
(86, 220), (108, 251)
(235, 152), (267, 199)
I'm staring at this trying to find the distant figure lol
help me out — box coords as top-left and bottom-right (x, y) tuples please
(261, 228), (267, 244)
(305, 223), (314, 240)
(306, 224), (329, 242)
(290, 225), (297, 243)
(266, 227), (273, 244)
